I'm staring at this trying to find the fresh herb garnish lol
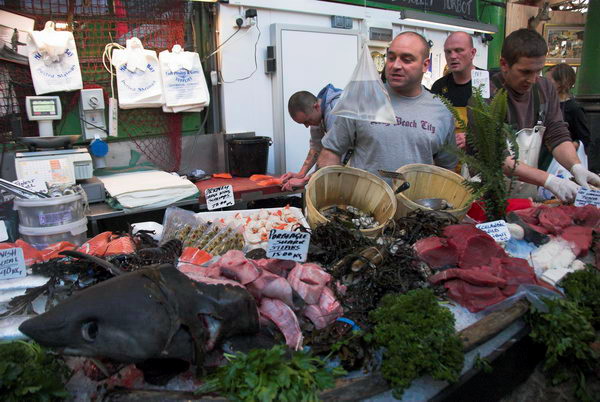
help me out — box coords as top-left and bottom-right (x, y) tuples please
(0, 340), (71, 401)
(367, 289), (464, 398)
(196, 345), (346, 401)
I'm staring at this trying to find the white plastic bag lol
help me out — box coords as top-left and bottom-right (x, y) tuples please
(27, 21), (83, 95)
(111, 38), (163, 109)
(159, 44), (209, 112)
(537, 142), (588, 200)
(331, 43), (396, 124)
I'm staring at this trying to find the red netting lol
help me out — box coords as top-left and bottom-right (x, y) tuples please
(0, 0), (194, 172)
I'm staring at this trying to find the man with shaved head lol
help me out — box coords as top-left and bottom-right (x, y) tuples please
(431, 31), (480, 149)
(317, 31), (457, 180)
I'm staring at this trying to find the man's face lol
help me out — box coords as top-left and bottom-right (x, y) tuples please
(444, 35), (476, 74)
(385, 35), (430, 94)
(500, 56), (546, 95)
(291, 104), (322, 127)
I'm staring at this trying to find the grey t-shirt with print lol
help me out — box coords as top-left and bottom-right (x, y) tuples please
(321, 86), (457, 180)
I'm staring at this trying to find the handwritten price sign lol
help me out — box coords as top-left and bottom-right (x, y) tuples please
(205, 185), (235, 210)
(476, 220), (511, 242)
(0, 248), (26, 280)
(266, 229), (310, 262)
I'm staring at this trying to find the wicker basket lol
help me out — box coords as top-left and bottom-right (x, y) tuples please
(393, 164), (472, 220)
(305, 166), (397, 236)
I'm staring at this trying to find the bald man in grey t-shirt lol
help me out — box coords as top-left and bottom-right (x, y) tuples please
(318, 31), (457, 180)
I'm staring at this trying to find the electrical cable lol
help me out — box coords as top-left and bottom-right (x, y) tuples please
(102, 42), (124, 99)
(219, 17), (261, 83)
(202, 26), (241, 62)
(78, 117), (109, 135)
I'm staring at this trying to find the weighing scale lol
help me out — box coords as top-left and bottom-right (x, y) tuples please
(14, 96), (93, 186)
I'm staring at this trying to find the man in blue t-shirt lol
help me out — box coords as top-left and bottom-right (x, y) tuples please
(282, 84), (342, 190)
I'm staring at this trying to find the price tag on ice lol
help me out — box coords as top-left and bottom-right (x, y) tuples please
(12, 177), (47, 193)
(472, 70), (490, 99)
(0, 248), (25, 280)
(476, 219), (511, 242)
(574, 187), (600, 207)
(205, 185), (235, 210)
(267, 229), (310, 262)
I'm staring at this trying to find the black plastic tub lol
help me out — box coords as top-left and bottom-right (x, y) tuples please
(227, 136), (272, 177)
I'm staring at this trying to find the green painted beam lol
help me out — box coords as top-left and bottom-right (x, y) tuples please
(575, 1), (599, 96)
(478, 0), (506, 69)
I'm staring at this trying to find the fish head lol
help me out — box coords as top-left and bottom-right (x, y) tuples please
(19, 270), (177, 363)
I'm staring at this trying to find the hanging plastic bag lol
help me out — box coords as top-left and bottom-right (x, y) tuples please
(27, 21), (83, 95)
(159, 44), (209, 113)
(111, 38), (164, 109)
(330, 43), (396, 124)
(537, 142), (588, 200)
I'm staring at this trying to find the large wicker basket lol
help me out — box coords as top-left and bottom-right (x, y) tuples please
(305, 166), (397, 236)
(393, 164), (472, 220)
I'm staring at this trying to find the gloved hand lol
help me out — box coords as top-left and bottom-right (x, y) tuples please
(543, 174), (580, 203)
(570, 163), (600, 189)
(280, 172), (304, 183)
(281, 176), (309, 191)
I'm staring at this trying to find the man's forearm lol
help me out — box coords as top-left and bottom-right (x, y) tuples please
(298, 148), (320, 176)
(551, 141), (581, 171)
(317, 148), (342, 169)
(503, 156), (549, 187)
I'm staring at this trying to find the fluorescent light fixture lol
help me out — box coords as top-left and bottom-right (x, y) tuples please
(189, 0), (218, 2)
(55, 22), (69, 29)
(399, 9), (497, 34)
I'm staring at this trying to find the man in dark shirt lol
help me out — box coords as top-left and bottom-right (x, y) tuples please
(431, 31), (479, 149)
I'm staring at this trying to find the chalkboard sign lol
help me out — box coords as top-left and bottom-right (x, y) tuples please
(325, 0), (476, 21)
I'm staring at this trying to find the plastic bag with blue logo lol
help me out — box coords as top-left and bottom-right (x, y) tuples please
(330, 43), (396, 124)
(111, 37), (164, 109)
(159, 44), (209, 113)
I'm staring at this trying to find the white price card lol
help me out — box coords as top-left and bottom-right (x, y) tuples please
(472, 70), (490, 99)
(267, 229), (310, 262)
(476, 219), (511, 242)
(574, 187), (600, 207)
(0, 221), (7, 242)
(205, 185), (235, 210)
(0, 248), (26, 280)
(13, 177), (47, 193)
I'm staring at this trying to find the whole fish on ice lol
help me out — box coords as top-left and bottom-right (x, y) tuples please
(19, 264), (260, 366)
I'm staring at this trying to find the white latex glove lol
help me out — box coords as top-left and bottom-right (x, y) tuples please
(543, 174), (580, 203)
(570, 163), (600, 189)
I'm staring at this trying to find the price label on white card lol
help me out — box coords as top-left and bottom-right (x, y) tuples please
(267, 229), (310, 262)
(205, 185), (235, 210)
(472, 70), (490, 99)
(0, 248), (26, 280)
(476, 219), (511, 242)
(12, 177), (47, 193)
(574, 187), (600, 207)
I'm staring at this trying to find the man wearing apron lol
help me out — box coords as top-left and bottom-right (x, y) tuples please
(486, 29), (599, 202)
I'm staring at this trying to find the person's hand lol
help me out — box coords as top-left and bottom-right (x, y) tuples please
(455, 132), (466, 149)
(543, 174), (580, 203)
(281, 177), (308, 191)
(570, 163), (600, 189)
(280, 172), (303, 183)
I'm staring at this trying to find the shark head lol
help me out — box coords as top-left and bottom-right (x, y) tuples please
(19, 268), (183, 363)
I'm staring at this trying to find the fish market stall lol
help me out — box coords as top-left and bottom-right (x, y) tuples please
(2, 162), (599, 401)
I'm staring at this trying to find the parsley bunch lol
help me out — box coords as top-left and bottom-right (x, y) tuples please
(561, 267), (600, 329)
(0, 340), (71, 401)
(196, 345), (345, 401)
(368, 289), (464, 399)
(527, 297), (598, 401)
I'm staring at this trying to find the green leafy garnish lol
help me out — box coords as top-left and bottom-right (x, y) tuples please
(196, 345), (346, 401)
(0, 340), (71, 401)
(438, 88), (518, 221)
(368, 289), (464, 399)
(561, 267), (600, 329)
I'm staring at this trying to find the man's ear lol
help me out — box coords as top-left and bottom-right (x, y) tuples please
(499, 57), (509, 73)
(423, 56), (431, 73)
(314, 101), (321, 114)
(471, 47), (477, 59)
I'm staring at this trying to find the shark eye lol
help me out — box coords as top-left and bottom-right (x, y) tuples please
(81, 321), (98, 342)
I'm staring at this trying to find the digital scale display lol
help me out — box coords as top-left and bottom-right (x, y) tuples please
(30, 99), (58, 116)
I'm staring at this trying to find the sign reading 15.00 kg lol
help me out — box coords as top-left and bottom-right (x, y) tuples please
(267, 229), (310, 262)
(327, 0), (476, 20)
(205, 185), (235, 210)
